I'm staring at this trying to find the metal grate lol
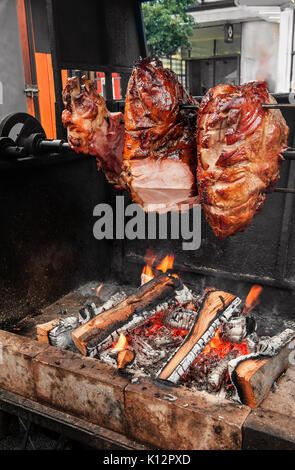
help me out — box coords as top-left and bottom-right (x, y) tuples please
(162, 58), (187, 88)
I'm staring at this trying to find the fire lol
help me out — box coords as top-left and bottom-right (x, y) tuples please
(141, 251), (176, 285)
(112, 332), (128, 352)
(141, 263), (154, 285)
(202, 328), (248, 360)
(156, 254), (175, 273)
(96, 283), (103, 296)
(242, 285), (263, 315)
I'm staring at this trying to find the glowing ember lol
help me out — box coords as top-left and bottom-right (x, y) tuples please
(112, 332), (128, 352)
(242, 285), (263, 315)
(202, 327), (248, 359)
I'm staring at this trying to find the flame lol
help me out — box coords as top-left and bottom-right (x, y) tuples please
(156, 254), (175, 273)
(142, 263), (153, 278)
(242, 285), (263, 315)
(141, 251), (176, 285)
(202, 327), (248, 359)
(96, 283), (103, 296)
(144, 247), (157, 266)
(112, 332), (128, 352)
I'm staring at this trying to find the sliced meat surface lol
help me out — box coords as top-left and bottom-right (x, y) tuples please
(123, 57), (198, 212)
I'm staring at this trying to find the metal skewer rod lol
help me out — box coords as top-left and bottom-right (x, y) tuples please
(180, 103), (295, 110)
(262, 104), (295, 109)
(274, 188), (295, 194)
(282, 150), (295, 160)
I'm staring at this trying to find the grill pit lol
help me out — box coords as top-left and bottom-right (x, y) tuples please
(1, 273), (295, 450)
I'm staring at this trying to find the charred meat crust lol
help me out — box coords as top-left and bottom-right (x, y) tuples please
(197, 81), (289, 239)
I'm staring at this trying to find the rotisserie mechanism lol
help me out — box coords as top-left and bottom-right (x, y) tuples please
(197, 81), (289, 238)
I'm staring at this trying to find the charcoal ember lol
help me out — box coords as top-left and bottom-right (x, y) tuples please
(79, 291), (128, 325)
(185, 350), (221, 388)
(207, 350), (239, 392)
(79, 303), (97, 324)
(246, 332), (259, 353)
(131, 336), (166, 366)
(220, 315), (256, 343)
(152, 325), (183, 348)
(163, 308), (196, 331)
(174, 284), (194, 305)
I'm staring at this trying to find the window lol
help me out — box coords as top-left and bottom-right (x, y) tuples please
(162, 58), (187, 88)
(189, 24), (241, 59)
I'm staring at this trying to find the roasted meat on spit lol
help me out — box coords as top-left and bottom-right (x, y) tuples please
(197, 82), (289, 238)
(62, 75), (125, 188)
(122, 57), (198, 212)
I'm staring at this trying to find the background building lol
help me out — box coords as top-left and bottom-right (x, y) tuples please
(185, 0), (294, 94)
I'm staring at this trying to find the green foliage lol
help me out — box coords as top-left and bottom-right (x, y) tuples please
(142, 0), (195, 57)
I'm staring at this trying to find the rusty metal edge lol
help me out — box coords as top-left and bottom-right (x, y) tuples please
(242, 409), (295, 450)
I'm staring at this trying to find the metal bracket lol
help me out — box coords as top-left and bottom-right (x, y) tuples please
(24, 84), (39, 98)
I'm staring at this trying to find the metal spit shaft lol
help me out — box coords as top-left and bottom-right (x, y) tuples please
(180, 103), (295, 110)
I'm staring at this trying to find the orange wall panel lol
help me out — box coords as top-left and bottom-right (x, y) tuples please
(16, 0), (35, 116)
(35, 52), (56, 139)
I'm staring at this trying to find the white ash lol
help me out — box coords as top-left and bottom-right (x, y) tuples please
(96, 291), (127, 312)
(246, 332), (259, 353)
(152, 326), (183, 348)
(257, 328), (295, 356)
(174, 284), (194, 305)
(49, 316), (79, 349)
(220, 316), (255, 344)
(78, 303), (97, 324)
(79, 291), (127, 325)
(131, 346), (165, 367)
(164, 308), (196, 331)
(207, 350), (239, 392)
(162, 394), (178, 402)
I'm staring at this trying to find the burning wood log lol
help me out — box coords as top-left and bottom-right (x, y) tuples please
(117, 349), (135, 370)
(157, 290), (241, 384)
(72, 274), (181, 356)
(228, 329), (295, 408)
